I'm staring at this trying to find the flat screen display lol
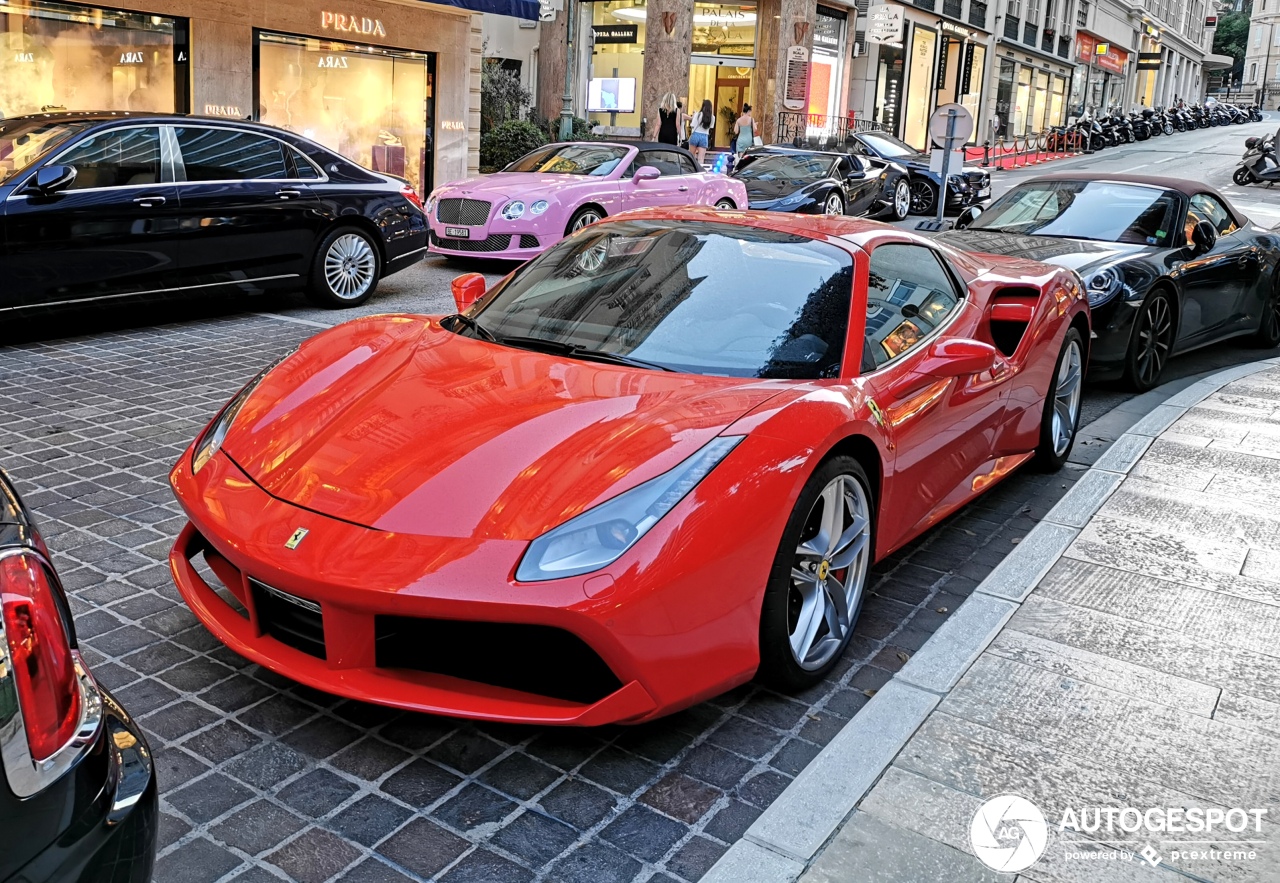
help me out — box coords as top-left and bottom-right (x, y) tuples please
(587, 77), (636, 114)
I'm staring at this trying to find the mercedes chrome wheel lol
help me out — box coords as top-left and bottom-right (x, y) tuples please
(908, 179), (937, 215)
(306, 227), (380, 308)
(759, 457), (874, 689)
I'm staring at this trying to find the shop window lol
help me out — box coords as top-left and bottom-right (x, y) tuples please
(175, 128), (290, 181)
(256, 32), (435, 194)
(0, 0), (186, 117)
(58, 126), (161, 190)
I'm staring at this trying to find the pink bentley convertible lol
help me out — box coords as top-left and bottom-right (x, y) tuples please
(425, 141), (747, 260)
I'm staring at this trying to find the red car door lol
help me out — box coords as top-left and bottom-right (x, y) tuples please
(856, 242), (1012, 552)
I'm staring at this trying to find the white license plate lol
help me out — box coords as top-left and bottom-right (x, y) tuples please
(445, 226), (470, 238)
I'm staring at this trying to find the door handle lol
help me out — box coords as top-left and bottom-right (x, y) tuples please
(276, 189), (303, 199)
(678, 186), (690, 192)
(133, 195), (166, 207)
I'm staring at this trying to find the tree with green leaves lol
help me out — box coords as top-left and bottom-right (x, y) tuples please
(1214, 0), (1252, 82)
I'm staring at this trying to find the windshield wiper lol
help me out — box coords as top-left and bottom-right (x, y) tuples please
(445, 313), (498, 342)
(495, 335), (675, 372)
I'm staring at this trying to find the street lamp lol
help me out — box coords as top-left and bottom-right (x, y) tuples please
(559, 0), (576, 140)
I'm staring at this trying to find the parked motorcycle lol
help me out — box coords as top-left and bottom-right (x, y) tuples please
(1233, 129), (1280, 185)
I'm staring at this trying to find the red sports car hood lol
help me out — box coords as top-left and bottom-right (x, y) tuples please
(221, 316), (785, 540)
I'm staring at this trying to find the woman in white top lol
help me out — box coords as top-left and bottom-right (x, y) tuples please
(689, 98), (714, 167)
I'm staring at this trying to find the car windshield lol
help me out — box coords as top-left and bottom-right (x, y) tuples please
(859, 132), (922, 159)
(0, 119), (90, 183)
(970, 180), (1181, 246)
(468, 220), (855, 379)
(735, 154), (835, 183)
(503, 144), (629, 176)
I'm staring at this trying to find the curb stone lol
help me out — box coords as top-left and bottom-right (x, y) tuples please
(699, 356), (1280, 883)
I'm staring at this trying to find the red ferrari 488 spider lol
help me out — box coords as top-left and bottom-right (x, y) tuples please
(169, 208), (1089, 726)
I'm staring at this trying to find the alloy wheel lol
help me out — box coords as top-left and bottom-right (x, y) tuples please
(715, 198), (736, 210)
(323, 233), (377, 300)
(572, 210), (602, 231)
(908, 180), (936, 214)
(825, 193), (843, 215)
(1051, 338), (1083, 456)
(1135, 295), (1174, 387)
(893, 180), (910, 218)
(787, 475), (871, 671)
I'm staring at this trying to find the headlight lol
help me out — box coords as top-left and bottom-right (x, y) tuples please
(515, 436), (743, 582)
(424, 191), (439, 216)
(777, 191), (806, 207)
(191, 357), (287, 474)
(1084, 266), (1126, 307)
(501, 201), (526, 220)
(530, 200), (549, 215)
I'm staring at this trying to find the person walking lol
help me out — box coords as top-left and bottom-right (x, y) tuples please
(732, 103), (755, 156)
(655, 92), (680, 144)
(689, 99), (713, 167)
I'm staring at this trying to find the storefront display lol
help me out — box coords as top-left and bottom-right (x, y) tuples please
(587, 0), (645, 131)
(688, 2), (757, 147)
(902, 26), (936, 149)
(257, 32), (435, 194)
(809, 6), (847, 120)
(874, 43), (905, 136)
(0, 0), (187, 118)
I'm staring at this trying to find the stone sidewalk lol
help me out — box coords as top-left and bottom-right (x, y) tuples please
(707, 357), (1280, 883)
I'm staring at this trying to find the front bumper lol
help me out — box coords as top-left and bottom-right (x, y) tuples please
(167, 451), (768, 726)
(12, 688), (158, 883)
(428, 223), (547, 260)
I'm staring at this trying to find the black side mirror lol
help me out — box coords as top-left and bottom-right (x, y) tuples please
(955, 205), (983, 230)
(1191, 219), (1218, 254)
(25, 164), (77, 195)
(845, 168), (866, 181)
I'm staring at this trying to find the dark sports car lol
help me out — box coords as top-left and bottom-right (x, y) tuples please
(0, 112), (428, 313)
(732, 147), (911, 220)
(1, 469), (158, 882)
(846, 130), (991, 216)
(941, 174), (1280, 390)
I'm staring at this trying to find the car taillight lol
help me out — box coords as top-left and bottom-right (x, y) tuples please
(1, 553), (80, 762)
(400, 183), (425, 212)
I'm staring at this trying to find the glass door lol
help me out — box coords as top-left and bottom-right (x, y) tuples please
(256, 32), (436, 194)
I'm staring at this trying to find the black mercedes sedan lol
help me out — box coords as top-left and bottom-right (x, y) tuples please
(940, 174), (1280, 390)
(0, 113), (428, 312)
(1, 469), (157, 882)
(732, 147), (911, 220)
(845, 130), (990, 215)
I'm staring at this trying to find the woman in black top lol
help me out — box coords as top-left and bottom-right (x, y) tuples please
(656, 92), (679, 144)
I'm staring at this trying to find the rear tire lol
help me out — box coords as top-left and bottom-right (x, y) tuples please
(1033, 328), (1085, 471)
(758, 457), (874, 691)
(306, 227), (380, 308)
(1252, 274), (1280, 348)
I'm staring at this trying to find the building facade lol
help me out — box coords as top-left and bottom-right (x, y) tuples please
(1244, 0), (1280, 105)
(0, 0), (507, 189)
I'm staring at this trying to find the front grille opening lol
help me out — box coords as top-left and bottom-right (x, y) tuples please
(519, 234), (540, 249)
(251, 580), (325, 660)
(375, 617), (623, 705)
(192, 548), (248, 620)
(431, 232), (512, 252)
(436, 198), (492, 226)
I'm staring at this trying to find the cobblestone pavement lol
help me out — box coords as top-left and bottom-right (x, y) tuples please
(802, 363), (1280, 883)
(0, 313), (1083, 882)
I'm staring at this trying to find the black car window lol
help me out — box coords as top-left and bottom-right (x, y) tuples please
(849, 140), (873, 157)
(470, 220), (855, 379)
(675, 152), (699, 174)
(863, 244), (963, 370)
(289, 147), (322, 180)
(174, 128), (290, 181)
(57, 127), (161, 190)
(1189, 193), (1238, 237)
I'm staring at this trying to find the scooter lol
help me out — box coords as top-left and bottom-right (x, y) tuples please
(1233, 129), (1280, 185)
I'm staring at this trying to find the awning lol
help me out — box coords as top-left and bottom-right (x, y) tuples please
(1203, 52), (1235, 70)
(430, 0), (539, 19)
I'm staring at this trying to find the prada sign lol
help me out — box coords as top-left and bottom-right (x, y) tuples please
(321, 11), (387, 36)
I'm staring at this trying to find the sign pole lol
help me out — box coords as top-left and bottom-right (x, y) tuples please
(936, 108), (956, 226)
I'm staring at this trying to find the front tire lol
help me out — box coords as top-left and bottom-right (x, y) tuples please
(759, 457), (874, 691)
(307, 227), (380, 308)
(1234, 166), (1256, 186)
(1033, 328), (1085, 471)
(566, 206), (605, 235)
(715, 197), (737, 210)
(908, 179), (937, 215)
(823, 192), (844, 215)
(1124, 288), (1176, 392)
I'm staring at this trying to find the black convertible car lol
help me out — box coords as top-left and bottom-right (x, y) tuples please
(845, 130), (990, 215)
(732, 147), (911, 220)
(1, 468), (157, 882)
(0, 112), (427, 312)
(941, 174), (1280, 390)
